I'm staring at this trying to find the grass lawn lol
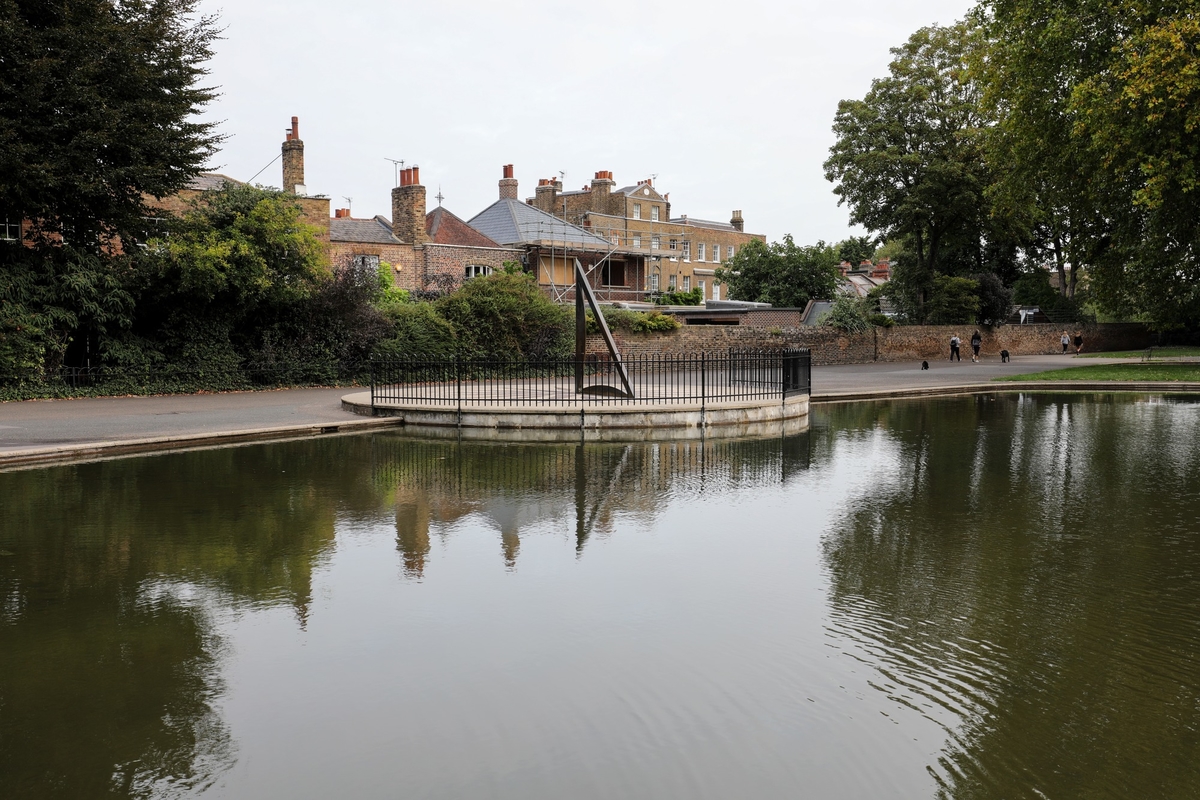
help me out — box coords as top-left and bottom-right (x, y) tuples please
(1079, 346), (1200, 359)
(996, 363), (1200, 382)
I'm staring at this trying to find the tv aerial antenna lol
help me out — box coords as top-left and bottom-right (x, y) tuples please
(342, 196), (353, 214)
(384, 158), (405, 187)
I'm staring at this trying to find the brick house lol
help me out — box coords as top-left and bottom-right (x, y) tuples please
(468, 166), (648, 302)
(528, 171), (766, 301)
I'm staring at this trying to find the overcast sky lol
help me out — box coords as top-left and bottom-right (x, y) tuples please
(194, 0), (974, 244)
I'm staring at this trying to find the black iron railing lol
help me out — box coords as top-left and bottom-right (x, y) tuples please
(370, 348), (811, 408)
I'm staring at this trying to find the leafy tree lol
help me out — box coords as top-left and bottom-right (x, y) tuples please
(925, 275), (981, 325)
(974, 271), (1014, 326)
(981, 0), (1200, 327)
(820, 294), (872, 333)
(435, 272), (571, 360)
(837, 236), (876, 267)
(714, 236), (840, 308)
(824, 22), (992, 311)
(0, 0), (221, 249)
(653, 287), (703, 306)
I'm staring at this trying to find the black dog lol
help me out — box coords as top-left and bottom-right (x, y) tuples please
(1000, 350), (1010, 363)
(921, 360), (930, 370)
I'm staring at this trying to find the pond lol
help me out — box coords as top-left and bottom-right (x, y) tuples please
(2, 394), (1199, 799)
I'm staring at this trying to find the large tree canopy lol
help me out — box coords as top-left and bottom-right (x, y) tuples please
(824, 23), (993, 294)
(981, 0), (1200, 326)
(714, 236), (840, 309)
(0, 0), (221, 248)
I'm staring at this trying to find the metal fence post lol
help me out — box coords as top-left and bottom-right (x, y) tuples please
(455, 354), (462, 424)
(370, 360), (376, 410)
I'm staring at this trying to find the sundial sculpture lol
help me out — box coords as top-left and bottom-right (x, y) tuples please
(574, 260), (633, 398)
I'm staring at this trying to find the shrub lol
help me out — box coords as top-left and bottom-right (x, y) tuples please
(374, 302), (458, 361)
(588, 308), (681, 334)
(653, 288), (703, 306)
(435, 272), (570, 359)
(820, 294), (872, 333)
(925, 275), (981, 325)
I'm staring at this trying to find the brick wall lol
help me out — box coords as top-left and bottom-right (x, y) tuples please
(421, 244), (524, 291)
(585, 322), (1152, 365)
(741, 309), (803, 328)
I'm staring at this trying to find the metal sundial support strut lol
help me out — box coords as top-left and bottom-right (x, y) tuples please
(575, 259), (633, 398)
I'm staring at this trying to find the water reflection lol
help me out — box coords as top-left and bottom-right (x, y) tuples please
(2, 396), (1198, 798)
(816, 394), (1200, 798)
(377, 434), (811, 576)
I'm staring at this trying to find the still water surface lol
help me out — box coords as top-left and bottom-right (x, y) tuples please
(2, 394), (1200, 798)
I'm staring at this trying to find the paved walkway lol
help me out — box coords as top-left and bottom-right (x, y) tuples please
(0, 354), (1139, 465)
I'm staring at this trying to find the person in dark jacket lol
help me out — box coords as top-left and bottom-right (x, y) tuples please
(950, 334), (961, 361)
(971, 331), (982, 362)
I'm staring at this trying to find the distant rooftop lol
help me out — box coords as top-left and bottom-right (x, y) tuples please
(330, 215), (400, 244)
(468, 198), (614, 251)
(185, 173), (242, 191)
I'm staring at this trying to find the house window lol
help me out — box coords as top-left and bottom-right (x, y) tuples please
(683, 276), (691, 291)
(633, 203), (642, 220)
(651, 235), (660, 250)
(632, 234), (642, 248)
(611, 233), (620, 246)
(352, 254), (381, 279)
(601, 260), (626, 286)
(465, 264), (493, 279)
(711, 244), (720, 263)
(651, 205), (660, 221)
(713, 283), (722, 300)
(697, 243), (706, 261)
(698, 280), (706, 298)
(727, 245), (735, 259)
(650, 273), (660, 291)
(668, 274), (677, 290)
(1, 217), (20, 242)
(682, 242), (690, 261)
(669, 238), (677, 250)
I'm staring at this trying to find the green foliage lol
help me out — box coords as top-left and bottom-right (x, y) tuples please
(653, 288), (703, 306)
(837, 236), (877, 267)
(869, 313), (895, 328)
(974, 272), (1014, 326)
(376, 262), (410, 305)
(925, 276), (981, 325)
(588, 308), (681, 334)
(374, 302), (459, 361)
(434, 271), (571, 360)
(0, 0), (221, 250)
(981, 0), (1200, 328)
(820, 294), (873, 333)
(147, 183), (328, 311)
(715, 236), (840, 308)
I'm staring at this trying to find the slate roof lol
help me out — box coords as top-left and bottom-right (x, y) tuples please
(330, 215), (401, 244)
(425, 207), (501, 248)
(670, 216), (738, 232)
(467, 199), (613, 251)
(186, 173), (242, 191)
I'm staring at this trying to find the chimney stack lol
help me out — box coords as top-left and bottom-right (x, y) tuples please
(334, 208), (351, 218)
(590, 170), (614, 211)
(534, 178), (558, 213)
(499, 164), (518, 200)
(392, 165), (429, 245)
(282, 116), (305, 195)
(730, 210), (744, 232)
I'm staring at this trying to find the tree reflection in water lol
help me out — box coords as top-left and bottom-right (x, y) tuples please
(817, 394), (1200, 799)
(0, 430), (812, 797)
(377, 433), (812, 578)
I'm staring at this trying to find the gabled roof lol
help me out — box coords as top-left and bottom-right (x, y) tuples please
(186, 173), (242, 191)
(330, 215), (401, 244)
(425, 207), (501, 247)
(615, 182), (664, 201)
(467, 199), (613, 251)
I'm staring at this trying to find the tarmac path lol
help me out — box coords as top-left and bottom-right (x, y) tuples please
(0, 353), (1137, 465)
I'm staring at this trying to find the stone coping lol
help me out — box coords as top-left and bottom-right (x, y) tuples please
(0, 417), (404, 471)
(812, 381), (1200, 404)
(341, 391), (808, 430)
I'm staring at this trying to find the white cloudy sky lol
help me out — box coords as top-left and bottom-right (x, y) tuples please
(194, 0), (974, 243)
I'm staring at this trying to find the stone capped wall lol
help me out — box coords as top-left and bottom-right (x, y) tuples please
(587, 322), (1152, 365)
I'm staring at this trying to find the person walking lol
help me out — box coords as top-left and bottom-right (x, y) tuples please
(1074, 332), (1084, 354)
(1061, 331), (1070, 354)
(950, 334), (961, 361)
(970, 330), (982, 362)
